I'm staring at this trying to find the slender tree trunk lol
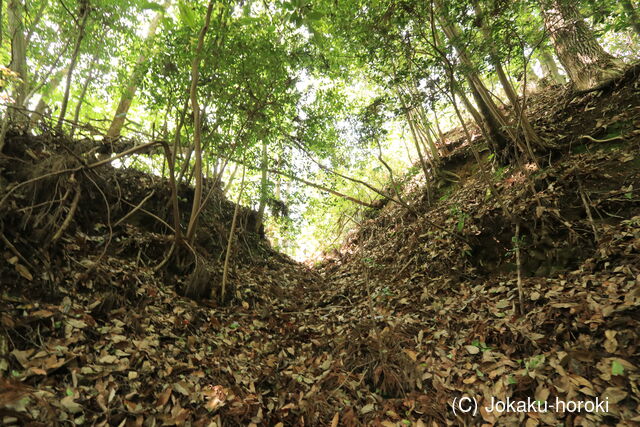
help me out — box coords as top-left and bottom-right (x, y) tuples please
(106, 0), (171, 140)
(431, 106), (448, 154)
(399, 95), (430, 181)
(70, 57), (97, 138)
(185, 0), (216, 244)
(0, 0), (3, 49)
(539, 0), (625, 91)
(256, 140), (268, 228)
(57, 7), (90, 129)
(472, 1), (548, 155)
(27, 67), (67, 129)
(539, 50), (566, 84)
(413, 105), (441, 162)
(434, 7), (513, 159)
(223, 162), (239, 195)
(622, 0), (640, 37)
(220, 164), (245, 303)
(7, 0), (28, 124)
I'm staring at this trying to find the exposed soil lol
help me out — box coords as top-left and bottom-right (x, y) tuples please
(1, 68), (640, 426)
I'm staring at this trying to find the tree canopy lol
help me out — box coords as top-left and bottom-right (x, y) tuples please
(1, 0), (638, 258)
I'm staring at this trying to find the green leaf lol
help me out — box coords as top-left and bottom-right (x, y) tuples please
(140, 1), (166, 12)
(178, 0), (197, 29)
(612, 360), (625, 376)
(307, 11), (323, 21)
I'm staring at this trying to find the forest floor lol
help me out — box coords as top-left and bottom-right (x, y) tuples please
(1, 67), (640, 426)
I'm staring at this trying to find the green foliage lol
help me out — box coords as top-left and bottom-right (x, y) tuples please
(5, 0), (636, 259)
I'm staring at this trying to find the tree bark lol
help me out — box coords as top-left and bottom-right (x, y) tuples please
(433, 4), (514, 160)
(70, 57), (97, 138)
(106, 0), (171, 140)
(539, 0), (625, 91)
(472, 0), (548, 156)
(57, 7), (90, 129)
(539, 50), (566, 84)
(256, 140), (268, 227)
(621, 0), (640, 37)
(185, 0), (216, 244)
(7, 0), (28, 124)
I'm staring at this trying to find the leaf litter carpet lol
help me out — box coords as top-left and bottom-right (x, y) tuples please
(2, 72), (640, 425)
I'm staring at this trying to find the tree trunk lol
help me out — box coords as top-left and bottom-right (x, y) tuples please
(539, 50), (566, 84)
(539, 0), (625, 91)
(434, 6), (513, 160)
(0, 0), (4, 50)
(472, 0), (548, 155)
(7, 0), (28, 124)
(223, 162), (239, 195)
(70, 57), (97, 138)
(256, 140), (268, 228)
(185, 0), (216, 244)
(57, 7), (90, 129)
(621, 0), (640, 37)
(220, 164), (245, 303)
(28, 67), (67, 129)
(106, 0), (171, 140)
(431, 106), (448, 154)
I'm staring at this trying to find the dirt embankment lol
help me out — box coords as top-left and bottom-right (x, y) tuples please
(0, 67), (639, 425)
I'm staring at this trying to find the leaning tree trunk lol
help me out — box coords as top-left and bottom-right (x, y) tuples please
(433, 4), (514, 161)
(539, 50), (566, 84)
(70, 57), (97, 138)
(7, 0), (28, 125)
(106, 0), (171, 140)
(472, 0), (549, 156)
(185, 0), (216, 244)
(256, 140), (268, 231)
(57, 7), (90, 129)
(539, 0), (625, 91)
(621, 0), (640, 37)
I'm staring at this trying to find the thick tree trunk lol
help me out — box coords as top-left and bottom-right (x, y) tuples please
(621, 0), (640, 37)
(106, 0), (171, 140)
(466, 79), (512, 160)
(57, 8), (89, 129)
(539, 0), (625, 91)
(7, 0), (28, 124)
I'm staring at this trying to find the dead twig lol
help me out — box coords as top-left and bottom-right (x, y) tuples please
(0, 141), (161, 209)
(579, 183), (599, 242)
(51, 186), (81, 243)
(0, 232), (34, 269)
(515, 222), (524, 316)
(113, 190), (155, 228)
